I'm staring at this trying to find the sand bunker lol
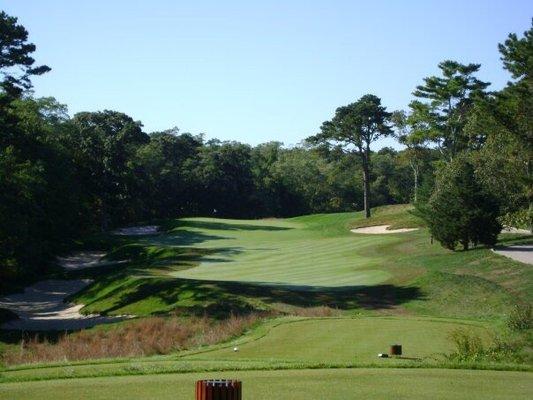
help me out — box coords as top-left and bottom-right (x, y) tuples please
(0, 279), (129, 330)
(1, 251), (131, 331)
(57, 251), (107, 270)
(112, 225), (160, 236)
(57, 251), (127, 271)
(350, 225), (419, 234)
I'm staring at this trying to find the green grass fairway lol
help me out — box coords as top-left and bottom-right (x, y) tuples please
(161, 214), (398, 287)
(185, 317), (488, 363)
(70, 205), (531, 319)
(1, 369), (531, 400)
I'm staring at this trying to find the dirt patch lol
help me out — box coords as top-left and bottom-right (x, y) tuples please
(351, 225), (419, 234)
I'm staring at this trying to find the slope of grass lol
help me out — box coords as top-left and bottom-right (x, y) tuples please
(1, 368), (531, 400)
(66, 205), (531, 321)
(348, 204), (424, 229)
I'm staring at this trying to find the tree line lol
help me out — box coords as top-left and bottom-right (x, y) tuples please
(0, 10), (531, 288)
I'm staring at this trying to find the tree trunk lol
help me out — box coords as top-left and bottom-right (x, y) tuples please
(362, 148), (371, 218)
(527, 159), (533, 234)
(100, 199), (109, 232)
(411, 162), (419, 203)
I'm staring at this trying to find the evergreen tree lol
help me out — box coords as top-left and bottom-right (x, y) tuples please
(411, 60), (490, 159)
(420, 155), (501, 251)
(307, 94), (392, 218)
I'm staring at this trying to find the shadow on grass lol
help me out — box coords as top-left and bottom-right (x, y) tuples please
(164, 219), (293, 232)
(62, 245), (245, 281)
(82, 276), (423, 319)
(496, 234), (533, 246)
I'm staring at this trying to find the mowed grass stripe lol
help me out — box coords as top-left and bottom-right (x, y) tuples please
(165, 219), (401, 286)
(2, 369), (531, 400)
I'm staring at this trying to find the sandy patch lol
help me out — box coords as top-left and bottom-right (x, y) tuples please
(493, 245), (533, 265)
(351, 225), (419, 234)
(0, 279), (129, 330)
(113, 225), (160, 236)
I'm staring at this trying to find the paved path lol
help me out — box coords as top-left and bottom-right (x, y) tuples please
(493, 245), (533, 265)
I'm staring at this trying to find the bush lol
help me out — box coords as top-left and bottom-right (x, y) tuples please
(507, 303), (532, 331)
(418, 155), (501, 250)
(447, 328), (529, 364)
(447, 329), (485, 362)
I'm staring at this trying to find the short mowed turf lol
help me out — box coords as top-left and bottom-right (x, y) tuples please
(184, 316), (489, 363)
(2, 369), (531, 400)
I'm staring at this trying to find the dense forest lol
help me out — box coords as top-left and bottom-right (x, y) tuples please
(0, 11), (531, 289)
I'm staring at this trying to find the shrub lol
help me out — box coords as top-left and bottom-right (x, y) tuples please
(447, 328), (529, 364)
(447, 328), (485, 362)
(507, 303), (532, 331)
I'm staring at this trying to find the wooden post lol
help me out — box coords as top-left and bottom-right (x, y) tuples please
(389, 344), (402, 356)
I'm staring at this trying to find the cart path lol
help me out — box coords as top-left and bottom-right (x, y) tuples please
(493, 245), (533, 265)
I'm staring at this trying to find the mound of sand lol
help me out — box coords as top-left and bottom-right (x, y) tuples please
(350, 225), (419, 234)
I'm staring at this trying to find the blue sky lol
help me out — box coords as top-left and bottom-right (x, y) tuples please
(3, 0), (532, 147)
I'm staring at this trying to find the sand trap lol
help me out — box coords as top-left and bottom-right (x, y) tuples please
(351, 225), (419, 234)
(0, 279), (129, 331)
(112, 225), (160, 236)
(1, 250), (132, 331)
(57, 251), (127, 271)
(57, 251), (106, 270)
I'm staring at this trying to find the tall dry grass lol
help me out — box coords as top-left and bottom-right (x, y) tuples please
(2, 314), (263, 366)
(290, 306), (342, 317)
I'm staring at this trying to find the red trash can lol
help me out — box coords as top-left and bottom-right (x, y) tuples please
(196, 379), (242, 400)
